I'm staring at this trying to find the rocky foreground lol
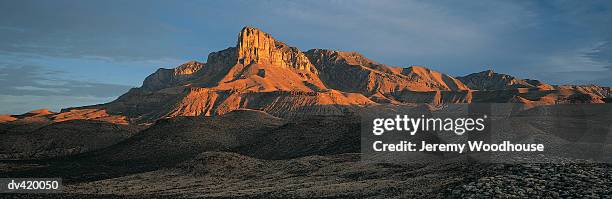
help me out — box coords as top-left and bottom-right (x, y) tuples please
(1, 153), (610, 198)
(0, 104), (611, 198)
(447, 163), (611, 198)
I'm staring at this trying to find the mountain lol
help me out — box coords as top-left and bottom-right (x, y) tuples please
(2, 26), (611, 126)
(454, 70), (611, 106)
(142, 27), (325, 93)
(74, 27), (376, 123)
(457, 69), (554, 91)
(304, 49), (470, 103)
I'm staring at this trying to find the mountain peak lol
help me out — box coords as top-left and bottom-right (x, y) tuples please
(235, 26), (317, 73)
(406, 65), (428, 71)
(236, 26), (275, 65)
(175, 60), (205, 75)
(483, 69), (495, 76)
(239, 26), (270, 37)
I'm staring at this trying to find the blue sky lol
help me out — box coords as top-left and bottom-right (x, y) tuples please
(1, 0), (611, 114)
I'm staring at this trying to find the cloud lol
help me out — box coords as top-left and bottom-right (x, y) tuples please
(0, 1), (204, 62)
(0, 95), (117, 115)
(0, 65), (132, 114)
(13, 86), (70, 93)
(0, 26), (25, 32)
(0, 65), (131, 97)
(265, 0), (524, 57)
(2, 0), (611, 81)
(538, 70), (612, 86)
(230, 0), (612, 82)
(588, 41), (612, 69)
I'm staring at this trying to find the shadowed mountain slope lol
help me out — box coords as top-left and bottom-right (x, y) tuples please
(304, 49), (470, 103)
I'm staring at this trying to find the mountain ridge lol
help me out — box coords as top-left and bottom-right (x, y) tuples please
(2, 26), (611, 125)
(457, 69), (554, 91)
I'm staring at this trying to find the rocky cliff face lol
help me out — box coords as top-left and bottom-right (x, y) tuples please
(189, 27), (327, 93)
(237, 27), (317, 74)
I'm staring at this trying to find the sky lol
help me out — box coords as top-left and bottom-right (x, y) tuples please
(1, 0), (611, 114)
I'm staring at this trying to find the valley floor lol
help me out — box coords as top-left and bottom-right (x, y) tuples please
(1, 104), (611, 198)
(1, 152), (610, 198)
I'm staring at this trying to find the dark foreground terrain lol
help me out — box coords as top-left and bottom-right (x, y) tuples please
(1, 104), (611, 198)
(2, 156), (610, 198)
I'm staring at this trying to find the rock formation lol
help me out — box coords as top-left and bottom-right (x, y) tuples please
(237, 27), (317, 73)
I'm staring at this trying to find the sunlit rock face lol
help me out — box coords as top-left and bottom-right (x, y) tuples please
(237, 26), (317, 74)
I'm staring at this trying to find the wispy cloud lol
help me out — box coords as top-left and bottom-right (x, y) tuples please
(0, 65), (132, 114)
(0, 26), (25, 32)
(0, 95), (117, 115)
(0, 65), (131, 97)
(244, 0), (612, 79)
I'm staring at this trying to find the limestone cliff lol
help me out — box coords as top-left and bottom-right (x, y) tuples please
(237, 27), (317, 74)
